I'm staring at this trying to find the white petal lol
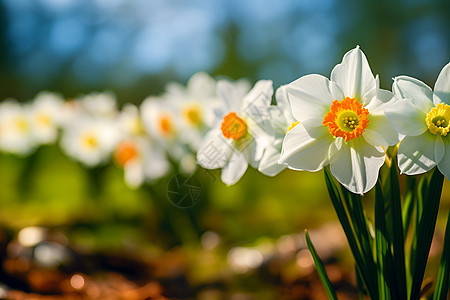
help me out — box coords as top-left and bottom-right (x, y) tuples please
(275, 85), (289, 109)
(242, 80), (274, 134)
(437, 136), (450, 179)
(124, 161), (144, 188)
(331, 46), (376, 101)
(286, 74), (343, 122)
(365, 88), (399, 113)
(279, 123), (332, 171)
(385, 100), (427, 136)
(362, 113), (400, 147)
(239, 135), (266, 168)
(329, 138), (385, 195)
(397, 133), (438, 175)
(258, 140), (285, 177)
(275, 85), (296, 125)
(197, 127), (233, 169)
(433, 62), (450, 105)
(187, 72), (216, 99)
(392, 76), (434, 113)
(144, 147), (171, 181)
(434, 134), (445, 164)
(221, 152), (248, 185)
(216, 80), (243, 112)
(242, 80), (273, 109)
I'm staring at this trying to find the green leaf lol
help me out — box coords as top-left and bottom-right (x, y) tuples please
(385, 162), (407, 299)
(410, 168), (444, 300)
(355, 264), (366, 300)
(323, 168), (378, 299)
(408, 175), (428, 294)
(375, 180), (394, 300)
(432, 209), (450, 300)
(402, 176), (416, 238)
(340, 186), (377, 291)
(305, 230), (338, 300)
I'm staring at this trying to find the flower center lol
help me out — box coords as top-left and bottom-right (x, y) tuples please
(37, 114), (51, 126)
(183, 105), (202, 126)
(426, 103), (450, 136)
(286, 121), (300, 134)
(322, 97), (369, 142)
(15, 117), (28, 132)
(115, 141), (138, 167)
(159, 114), (173, 136)
(82, 134), (98, 149)
(221, 112), (247, 140)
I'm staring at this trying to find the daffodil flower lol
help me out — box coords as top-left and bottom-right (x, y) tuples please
(196, 80), (273, 185)
(164, 72), (220, 151)
(140, 95), (186, 159)
(114, 104), (170, 188)
(60, 116), (120, 167)
(114, 137), (170, 188)
(28, 91), (64, 145)
(385, 62), (450, 178)
(0, 100), (35, 155)
(256, 85), (296, 177)
(279, 46), (400, 194)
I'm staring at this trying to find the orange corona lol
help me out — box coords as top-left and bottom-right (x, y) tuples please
(159, 114), (173, 136)
(323, 97), (369, 142)
(115, 141), (138, 167)
(221, 112), (247, 140)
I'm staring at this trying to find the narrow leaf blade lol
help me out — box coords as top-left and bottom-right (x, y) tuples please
(375, 180), (393, 300)
(432, 209), (450, 300)
(410, 168), (444, 300)
(305, 230), (338, 300)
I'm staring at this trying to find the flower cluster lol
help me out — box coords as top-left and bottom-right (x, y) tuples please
(1, 47), (449, 194)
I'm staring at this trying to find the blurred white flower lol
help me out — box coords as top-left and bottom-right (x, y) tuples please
(27, 91), (64, 145)
(60, 116), (120, 167)
(0, 100), (35, 155)
(140, 95), (186, 158)
(118, 103), (147, 137)
(79, 91), (118, 118)
(114, 104), (171, 188)
(114, 137), (170, 188)
(165, 72), (219, 150)
(196, 80), (273, 185)
(256, 85), (296, 177)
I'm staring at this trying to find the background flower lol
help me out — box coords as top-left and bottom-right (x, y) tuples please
(386, 62), (450, 178)
(197, 79), (273, 185)
(256, 85), (296, 177)
(27, 91), (65, 145)
(0, 100), (35, 155)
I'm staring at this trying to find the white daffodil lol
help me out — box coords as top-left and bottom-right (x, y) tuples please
(279, 46), (400, 194)
(196, 79), (273, 186)
(140, 95), (186, 159)
(118, 103), (147, 138)
(164, 72), (219, 150)
(58, 91), (118, 130)
(79, 91), (118, 119)
(114, 104), (171, 188)
(385, 62), (450, 178)
(114, 137), (170, 188)
(256, 85), (296, 177)
(0, 100), (35, 155)
(60, 116), (120, 167)
(27, 91), (64, 145)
